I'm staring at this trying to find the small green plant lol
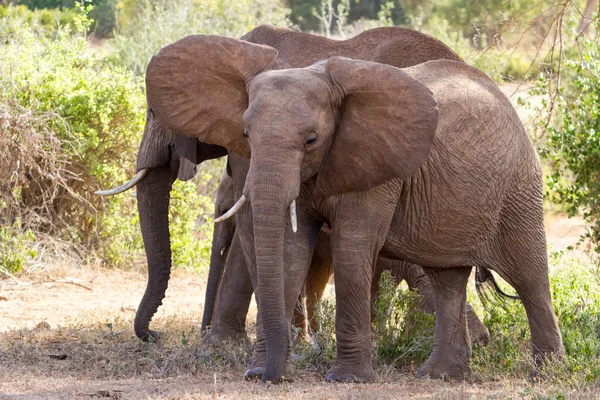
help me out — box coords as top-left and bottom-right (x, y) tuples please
(294, 292), (337, 373)
(372, 271), (435, 370)
(0, 222), (37, 275)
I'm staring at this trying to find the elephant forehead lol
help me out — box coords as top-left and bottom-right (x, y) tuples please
(246, 82), (329, 130)
(249, 70), (331, 105)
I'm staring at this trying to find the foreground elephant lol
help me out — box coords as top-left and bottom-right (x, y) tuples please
(203, 167), (491, 346)
(143, 36), (564, 382)
(99, 25), (467, 344)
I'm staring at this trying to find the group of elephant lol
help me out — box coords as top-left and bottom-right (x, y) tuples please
(98, 25), (565, 383)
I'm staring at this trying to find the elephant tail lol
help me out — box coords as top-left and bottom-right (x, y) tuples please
(474, 266), (520, 310)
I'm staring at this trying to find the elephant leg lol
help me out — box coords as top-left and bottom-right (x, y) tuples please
(486, 201), (564, 370)
(304, 236), (333, 335)
(325, 196), (395, 383)
(417, 266), (472, 380)
(203, 233), (253, 345)
(465, 302), (490, 346)
(294, 229), (333, 339)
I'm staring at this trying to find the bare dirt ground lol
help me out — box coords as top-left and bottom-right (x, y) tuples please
(0, 214), (597, 399)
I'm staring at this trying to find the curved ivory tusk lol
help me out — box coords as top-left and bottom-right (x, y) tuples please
(214, 195), (246, 223)
(290, 199), (297, 233)
(95, 169), (149, 196)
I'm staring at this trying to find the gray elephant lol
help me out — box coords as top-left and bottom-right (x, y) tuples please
(142, 36), (565, 383)
(203, 166), (492, 347)
(98, 25), (469, 347)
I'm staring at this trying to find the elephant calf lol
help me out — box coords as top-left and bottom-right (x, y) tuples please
(202, 167), (491, 347)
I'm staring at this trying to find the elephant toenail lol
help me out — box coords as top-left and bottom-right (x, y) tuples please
(244, 367), (264, 381)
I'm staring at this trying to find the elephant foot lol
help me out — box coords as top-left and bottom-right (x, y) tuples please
(470, 325), (490, 347)
(244, 366), (264, 381)
(244, 362), (295, 383)
(325, 363), (376, 383)
(138, 330), (160, 343)
(416, 354), (471, 380)
(201, 328), (248, 348)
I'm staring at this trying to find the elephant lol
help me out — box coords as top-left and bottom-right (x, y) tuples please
(141, 35), (565, 383)
(97, 25), (468, 345)
(202, 165), (492, 347)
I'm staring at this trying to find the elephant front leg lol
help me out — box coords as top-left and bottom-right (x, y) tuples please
(325, 206), (394, 383)
(417, 266), (472, 380)
(326, 256), (377, 383)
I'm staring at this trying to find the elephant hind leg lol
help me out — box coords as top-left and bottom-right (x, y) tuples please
(417, 266), (473, 380)
(485, 212), (564, 367)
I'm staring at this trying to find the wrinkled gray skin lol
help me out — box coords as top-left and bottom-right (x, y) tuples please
(200, 166), (236, 334)
(126, 26), (468, 347)
(143, 34), (565, 384)
(202, 168), (491, 347)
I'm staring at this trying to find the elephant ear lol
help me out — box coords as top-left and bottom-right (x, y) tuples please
(146, 35), (278, 158)
(314, 57), (439, 197)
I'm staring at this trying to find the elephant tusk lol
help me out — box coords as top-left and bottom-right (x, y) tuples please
(214, 195), (246, 223)
(95, 169), (149, 196)
(290, 199), (297, 233)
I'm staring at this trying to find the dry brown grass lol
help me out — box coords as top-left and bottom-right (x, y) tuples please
(1, 265), (598, 399)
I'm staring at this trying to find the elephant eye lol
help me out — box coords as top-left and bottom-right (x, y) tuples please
(242, 130), (249, 138)
(306, 137), (317, 145)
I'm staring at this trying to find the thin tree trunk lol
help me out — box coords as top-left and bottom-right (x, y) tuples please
(579, 0), (598, 36)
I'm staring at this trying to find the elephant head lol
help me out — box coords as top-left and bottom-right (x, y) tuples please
(144, 35), (438, 381)
(200, 165), (236, 334)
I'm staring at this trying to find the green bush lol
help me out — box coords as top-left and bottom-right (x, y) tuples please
(294, 291), (337, 373)
(110, 0), (291, 75)
(470, 252), (600, 384)
(372, 271), (435, 369)
(0, 222), (37, 275)
(294, 253), (600, 387)
(0, 5), (215, 270)
(14, 0), (118, 38)
(0, 4), (77, 37)
(540, 36), (600, 255)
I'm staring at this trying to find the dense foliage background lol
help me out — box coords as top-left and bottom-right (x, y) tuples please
(0, 0), (599, 389)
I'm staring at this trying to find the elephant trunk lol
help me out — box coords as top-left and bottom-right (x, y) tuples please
(134, 165), (176, 341)
(201, 218), (234, 333)
(247, 150), (301, 383)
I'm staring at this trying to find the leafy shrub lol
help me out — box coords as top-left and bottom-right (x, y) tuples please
(540, 37), (600, 256)
(372, 271), (435, 369)
(13, 0), (118, 38)
(0, 222), (37, 275)
(0, 5), (216, 271)
(294, 291), (337, 373)
(0, 4), (77, 37)
(471, 253), (600, 385)
(111, 0), (291, 75)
